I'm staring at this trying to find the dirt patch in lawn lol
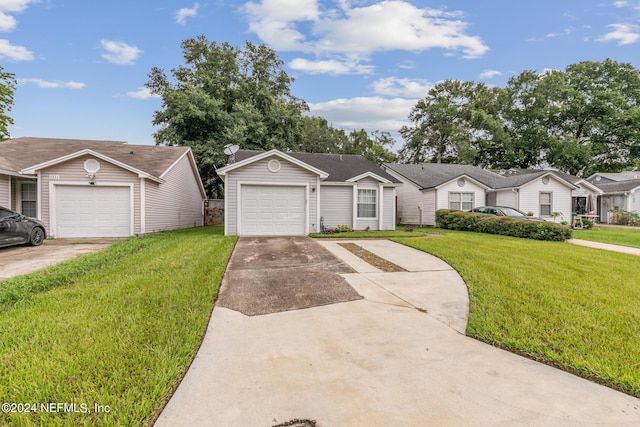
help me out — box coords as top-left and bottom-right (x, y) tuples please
(338, 243), (407, 272)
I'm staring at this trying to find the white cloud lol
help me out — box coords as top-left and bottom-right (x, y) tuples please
(545, 27), (574, 38)
(597, 23), (640, 45)
(100, 40), (142, 65)
(243, 0), (319, 51)
(371, 77), (433, 98)
(308, 96), (415, 136)
(175, 2), (199, 25)
(126, 87), (160, 100)
(479, 69), (502, 80)
(0, 38), (33, 60)
(0, 0), (38, 32)
(288, 57), (374, 75)
(242, 0), (489, 74)
(18, 78), (85, 89)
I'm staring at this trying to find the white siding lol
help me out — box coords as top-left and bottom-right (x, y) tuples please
(383, 187), (395, 229)
(319, 185), (352, 231)
(225, 155), (319, 235)
(495, 190), (519, 208)
(0, 174), (9, 206)
(145, 153), (204, 232)
(629, 191), (640, 214)
(384, 168), (435, 226)
(436, 179), (486, 212)
(354, 178), (379, 231)
(518, 176), (572, 222)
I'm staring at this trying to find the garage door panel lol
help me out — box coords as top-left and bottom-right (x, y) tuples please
(241, 185), (305, 236)
(56, 186), (131, 238)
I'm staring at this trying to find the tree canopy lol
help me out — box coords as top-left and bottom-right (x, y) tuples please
(147, 36), (394, 197)
(0, 66), (16, 141)
(398, 59), (640, 177)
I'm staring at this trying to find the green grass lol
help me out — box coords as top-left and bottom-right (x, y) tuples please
(310, 226), (438, 239)
(394, 231), (640, 397)
(573, 225), (640, 249)
(0, 226), (237, 426)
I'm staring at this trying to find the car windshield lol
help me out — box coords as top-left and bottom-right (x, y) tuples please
(500, 207), (527, 217)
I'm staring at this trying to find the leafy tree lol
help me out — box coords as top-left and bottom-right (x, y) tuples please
(146, 36), (308, 197)
(0, 66), (16, 141)
(296, 116), (349, 153)
(398, 80), (495, 164)
(398, 59), (640, 177)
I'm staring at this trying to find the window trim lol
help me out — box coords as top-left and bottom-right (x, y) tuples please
(448, 191), (474, 211)
(357, 188), (378, 219)
(17, 180), (37, 217)
(540, 191), (552, 217)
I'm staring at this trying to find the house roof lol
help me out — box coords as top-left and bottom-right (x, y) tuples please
(383, 163), (501, 189)
(588, 171), (640, 182)
(227, 150), (402, 184)
(590, 179), (640, 193)
(383, 163), (578, 190)
(0, 137), (192, 180)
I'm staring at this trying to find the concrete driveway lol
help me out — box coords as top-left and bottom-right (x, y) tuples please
(0, 238), (121, 280)
(155, 237), (640, 427)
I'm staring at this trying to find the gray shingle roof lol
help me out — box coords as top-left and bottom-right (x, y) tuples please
(383, 163), (578, 190)
(0, 137), (190, 179)
(383, 163), (502, 189)
(233, 150), (402, 183)
(590, 179), (640, 193)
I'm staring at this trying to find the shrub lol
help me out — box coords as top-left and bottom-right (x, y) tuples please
(335, 224), (353, 232)
(608, 210), (640, 226)
(436, 209), (572, 241)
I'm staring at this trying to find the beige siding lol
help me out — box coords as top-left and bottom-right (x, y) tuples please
(40, 155), (141, 233)
(0, 174), (9, 206)
(225, 155), (319, 235)
(319, 185), (352, 231)
(145, 153), (204, 232)
(518, 176), (572, 222)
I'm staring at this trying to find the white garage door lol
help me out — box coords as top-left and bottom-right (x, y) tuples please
(241, 185), (305, 236)
(56, 186), (131, 237)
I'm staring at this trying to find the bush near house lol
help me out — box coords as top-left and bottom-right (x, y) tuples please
(436, 209), (572, 241)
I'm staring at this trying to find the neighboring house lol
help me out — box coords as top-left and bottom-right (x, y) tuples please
(0, 137), (206, 238)
(216, 149), (401, 236)
(382, 163), (601, 226)
(587, 172), (640, 223)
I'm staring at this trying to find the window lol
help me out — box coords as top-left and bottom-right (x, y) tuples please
(357, 189), (377, 218)
(540, 192), (552, 216)
(20, 182), (37, 217)
(449, 192), (473, 210)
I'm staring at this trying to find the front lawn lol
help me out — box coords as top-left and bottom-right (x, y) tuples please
(310, 226), (437, 239)
(394, 231), (640, 397)
(573, 225), (640, 249)
(0, 226), (237, 426)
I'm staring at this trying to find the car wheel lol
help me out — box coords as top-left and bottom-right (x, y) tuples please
(28, 227), (45, 246)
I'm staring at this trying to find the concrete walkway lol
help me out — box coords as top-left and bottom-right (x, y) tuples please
(155, 239), (640, 427)
(568, 238), (640, 256)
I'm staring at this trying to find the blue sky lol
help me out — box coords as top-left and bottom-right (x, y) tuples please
(2, 0), (640, 148)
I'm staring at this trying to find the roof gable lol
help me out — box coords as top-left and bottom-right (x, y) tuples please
(216, 150), (330, 178)
(1, 137), (192, 180)
(383, 163), (501, 189)
(219, 150), (401, 184)
(384, 163), (579, 190)
(21, 149), (164, 183)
